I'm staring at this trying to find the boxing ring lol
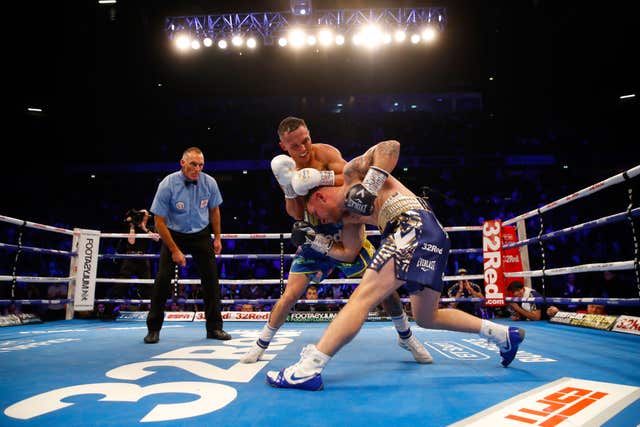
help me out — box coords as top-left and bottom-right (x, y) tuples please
(1, 165), (639, 426)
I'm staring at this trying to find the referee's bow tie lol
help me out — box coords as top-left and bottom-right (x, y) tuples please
(185, 180), (197, 186)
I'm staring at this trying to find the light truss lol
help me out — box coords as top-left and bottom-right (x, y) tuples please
(165, 7), (446, 46)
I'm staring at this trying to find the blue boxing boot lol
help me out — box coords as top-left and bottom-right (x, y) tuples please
(499, 326), (525, 367)
(480, 320), (525, 367)
(266, 344), (329, 391)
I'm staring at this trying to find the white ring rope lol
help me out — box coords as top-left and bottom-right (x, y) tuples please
(1, 164), (639, 311)
(503, 164), (640, 226)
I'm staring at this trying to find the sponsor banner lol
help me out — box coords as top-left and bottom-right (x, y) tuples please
(116, 311), (148, 321)
(73, 229), (101, 311)
(165, 311), (195, 322)
(220, 311), (270, 321)
(0, 313), (43, 328)
(287, 311), (338, 322)
(612, 315), (640, 335)
(501, 225), (524, 290)
(549, 311), (618, 331)
(482, 219), (505, 306)
(451, 377), (640, 427)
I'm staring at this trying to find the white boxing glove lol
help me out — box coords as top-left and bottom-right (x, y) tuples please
(270, 155), (297, 198)
(291, 168), (335, 196)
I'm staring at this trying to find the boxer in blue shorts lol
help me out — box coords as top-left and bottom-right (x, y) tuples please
(267, 139), (526, 391)
(241, 117), (432, 364)
(289, 222), (374, 282)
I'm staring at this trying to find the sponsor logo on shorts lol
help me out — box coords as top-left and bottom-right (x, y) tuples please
(420, 243), (443, 254)
(416, 257), (436, 272)
(450, 377), (640, 427)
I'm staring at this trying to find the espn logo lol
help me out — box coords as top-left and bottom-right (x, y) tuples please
(505, 386), (607, 426)
(451, 377), (640, 427)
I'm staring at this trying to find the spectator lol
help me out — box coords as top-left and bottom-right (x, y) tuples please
(296, 285), (327, 312)
(446, 268), (485, 317)
(45, 282), (68, 321)
(507, 281), (543, 321)
(115, 208), (158, 300)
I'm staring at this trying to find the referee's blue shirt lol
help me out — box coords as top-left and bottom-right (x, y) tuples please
(151, 171), (223, 234)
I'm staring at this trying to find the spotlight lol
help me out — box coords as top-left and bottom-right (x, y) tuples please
(231, 35), (244, 47)
(291, 0), (312, 16)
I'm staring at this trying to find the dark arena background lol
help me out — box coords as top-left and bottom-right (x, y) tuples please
(2, 1), (639, 426)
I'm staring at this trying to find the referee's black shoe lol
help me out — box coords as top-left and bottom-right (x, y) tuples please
(144, 330), (160, 344)
(207, 330), (231, 340)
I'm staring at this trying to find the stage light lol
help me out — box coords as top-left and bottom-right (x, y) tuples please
(318, 29), (333, 46)
(288, 29), (306, 47)
(191, 40), (201, 49)
(291, 0), (312, 16)
(360, 25), (383, 48)
(232, 35), (244, 47)
(175, 34), (190, 50)
(410, 34), (421, 44)
(218, 39), (228, 49)
(246, 37), (257, 49)
(166, 6), (447, 52)
(422, 27), (436, 42)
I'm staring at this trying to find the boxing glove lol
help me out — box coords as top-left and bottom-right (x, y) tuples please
(270, 155), (297, 198)
(291, 168), (335, 196)
(344, 166), (388, 216)
(291, 220), (333, 255)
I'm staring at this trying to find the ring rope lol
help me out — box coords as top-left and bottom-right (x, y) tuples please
(0, 242), (75, 257)
(624, 172), (640, 297)
(2, 165), (639, 316)
(536, 207), (547, 296)
(99, 253), (297, 260)
(504, 208), (640, 250)
(5, 296), (639, 308)
(279, 234), (285, 296)
(0, 214), (75, 236)
(503, 164), (640, 226)
(0, 275), (73, 283)
(9, 220), (28, 300)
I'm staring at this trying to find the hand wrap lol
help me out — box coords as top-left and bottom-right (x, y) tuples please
(291, 221), (333, 255)
(345, 166), (388, 216)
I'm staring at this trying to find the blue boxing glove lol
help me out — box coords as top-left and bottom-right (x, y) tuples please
(345, 166), (389, 216)
(291, 221), (333, 255)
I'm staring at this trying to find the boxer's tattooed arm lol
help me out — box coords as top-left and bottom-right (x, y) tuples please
(343, 140), (401, 185)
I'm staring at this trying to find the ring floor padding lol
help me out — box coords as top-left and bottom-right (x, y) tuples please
(1, 319), (638, 426)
